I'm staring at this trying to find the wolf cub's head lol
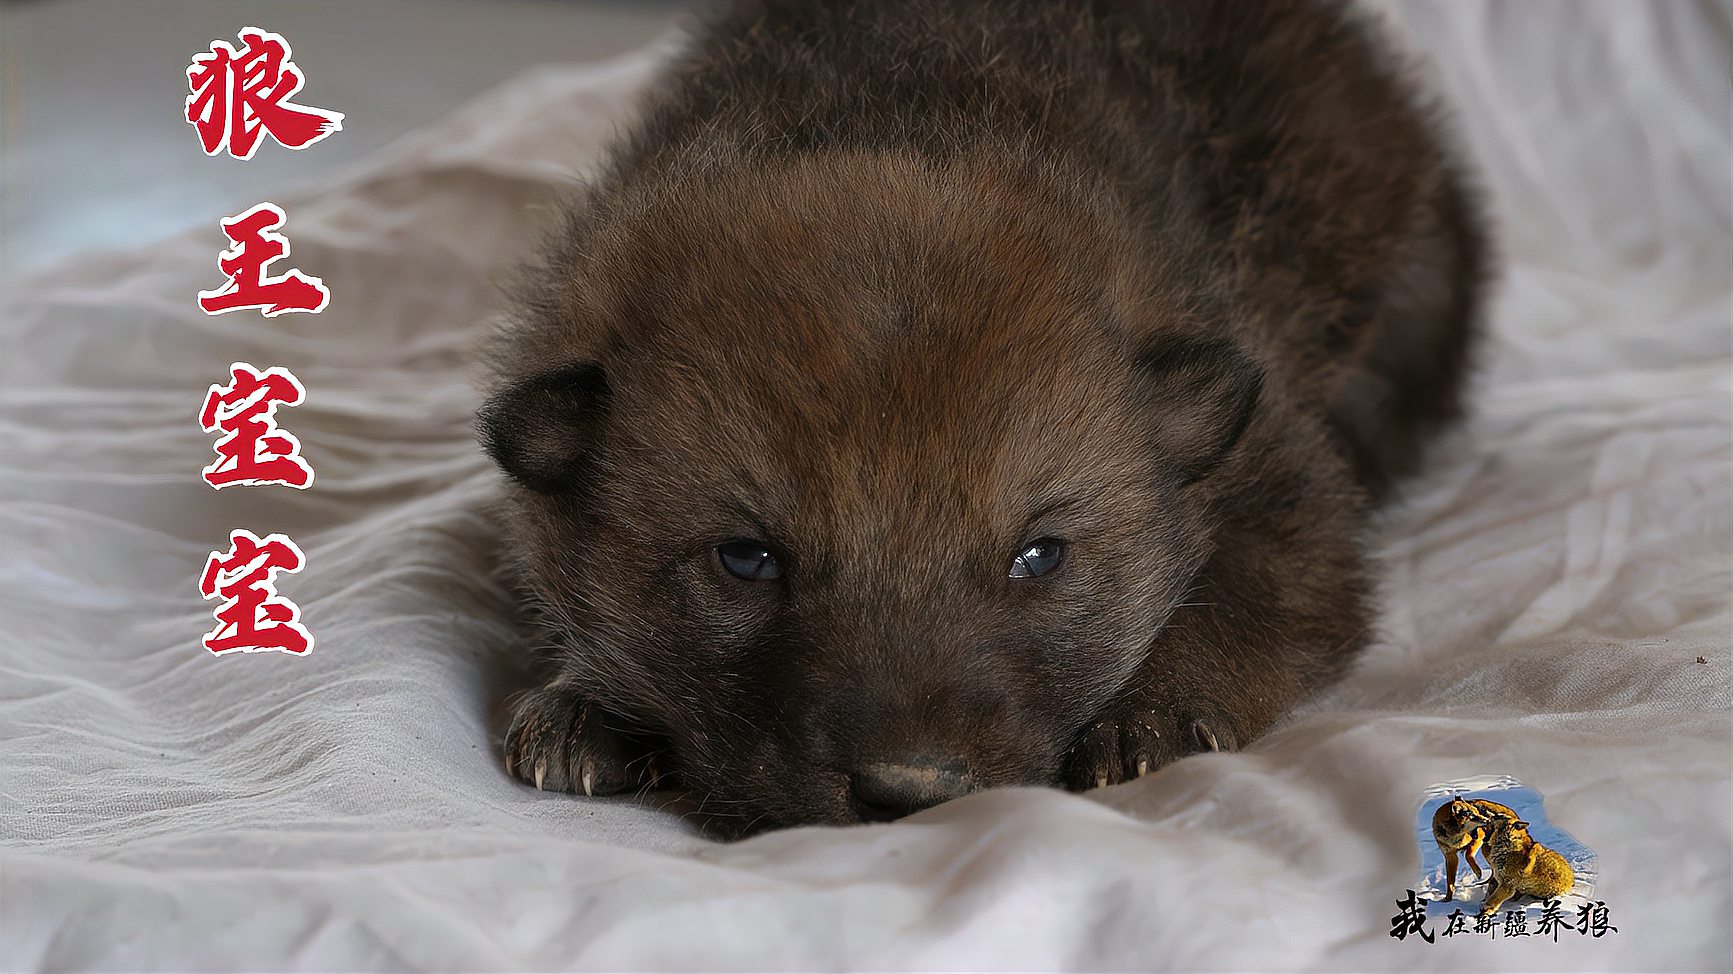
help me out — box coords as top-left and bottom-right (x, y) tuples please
(480, 152), (1262, 827)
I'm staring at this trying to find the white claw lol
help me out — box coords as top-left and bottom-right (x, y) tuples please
(1136, 758), (1150, 777)
(1095, 772), (1109, 790)
(534, 759), (546, 791)
(582, 769), (594, 798)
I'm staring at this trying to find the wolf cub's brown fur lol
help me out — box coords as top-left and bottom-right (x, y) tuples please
(1432, 796), (1519, 899)
(1479, 817), (1575, 914)
(479, 0), (1487, 832)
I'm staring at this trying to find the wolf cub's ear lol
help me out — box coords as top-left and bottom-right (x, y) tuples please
(1135, 335), (1263, 484)
(476, 362), (609, 495)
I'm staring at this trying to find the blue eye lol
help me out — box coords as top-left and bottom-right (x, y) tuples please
(1009, 538), (1065, 579)
(716, 539), (781, 580)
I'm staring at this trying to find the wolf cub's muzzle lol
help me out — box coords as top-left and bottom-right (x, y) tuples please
(849, 755), (978, 821)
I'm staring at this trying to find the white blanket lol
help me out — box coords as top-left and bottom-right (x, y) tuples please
(2, 2), (1728, 969)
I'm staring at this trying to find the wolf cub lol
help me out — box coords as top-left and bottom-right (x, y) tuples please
(480, 0), (1487, 831)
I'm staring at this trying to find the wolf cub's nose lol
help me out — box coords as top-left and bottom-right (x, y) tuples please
(850, 758), (975, 821)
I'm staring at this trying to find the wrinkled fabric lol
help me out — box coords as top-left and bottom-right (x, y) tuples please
(1, 2), (1728, 970)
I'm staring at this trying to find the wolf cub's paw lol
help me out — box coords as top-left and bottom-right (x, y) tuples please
(1064, 702), (1239, 790)
(504, 684), (661, 797)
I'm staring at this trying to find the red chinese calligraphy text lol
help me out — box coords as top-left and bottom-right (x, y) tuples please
(185, 27), (343, 160)
(200, 362), (315, 489)
(199, 530), (314, 656)
(198, 202), (330, 316)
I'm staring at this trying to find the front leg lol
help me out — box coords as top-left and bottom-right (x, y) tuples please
(1443, 847), (1461, 900)
(504, 677), (664, 796)
(1479, 879), (1513, 916)
(1063, 668), (1239, 790)
(1465, 830), (1487, 878)
(1521, 844), (1540, 877)
(1064, 510), (1371, 789)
